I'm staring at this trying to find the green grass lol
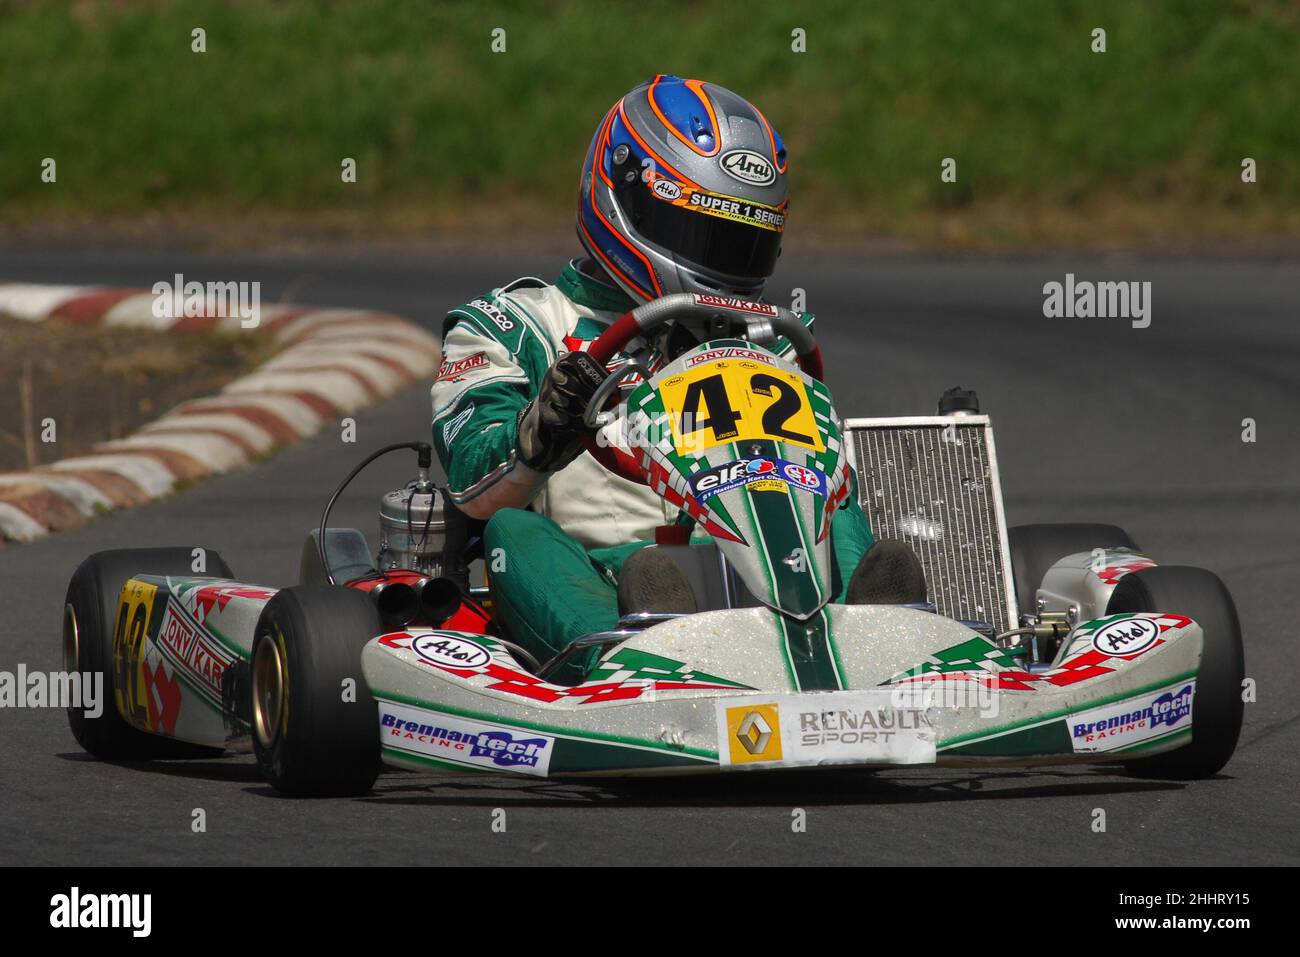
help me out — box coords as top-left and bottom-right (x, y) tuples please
(0, 0), (1296, 238)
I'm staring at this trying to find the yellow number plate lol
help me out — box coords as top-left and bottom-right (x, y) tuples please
(112, 577), (159, 723)
(658, 359), (824, 455)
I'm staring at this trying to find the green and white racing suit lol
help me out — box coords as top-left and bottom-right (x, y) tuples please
(431, 260), (874, 680)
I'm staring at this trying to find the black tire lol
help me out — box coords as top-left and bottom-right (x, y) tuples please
(250, 585), (383, 797)
(1008, 523), (1139, 616)
(1107, 566), (1245, 779)
(64, 547), (234, 760)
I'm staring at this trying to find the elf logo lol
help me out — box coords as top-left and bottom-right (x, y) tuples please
(689, 459), (765, 501)
(720, 149), (776, 186)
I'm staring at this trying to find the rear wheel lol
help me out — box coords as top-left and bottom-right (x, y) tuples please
(64, 547), (233, 760)
(1107, 566), (1245, 779)
(250, 585), (383, 797)
(1008, 523), (1138, 616)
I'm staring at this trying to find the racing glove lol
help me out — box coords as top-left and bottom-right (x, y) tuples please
(516, 350), (607, 473)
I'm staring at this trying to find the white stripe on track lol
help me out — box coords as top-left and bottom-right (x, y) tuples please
(47, 454), (176, 497)
(171, 393), (324, 438)
(0, 284), (102, 321)
(224, 370), (371, 413)
(140, 412), (276, 452)
(0, 503), (49, 541)
(0, 473), (113, 516)
(100, 433), (248, 472)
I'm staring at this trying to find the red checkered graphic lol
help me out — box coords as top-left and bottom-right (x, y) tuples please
(819, 464), (852, 542)
(1094, 558), (1158, 585)
(186, 583), (276, 623)
(891, 614), (1196, 692)
(641, 452), (745, 544)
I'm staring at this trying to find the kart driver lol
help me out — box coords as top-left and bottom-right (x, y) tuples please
(431, 76), (924, 682)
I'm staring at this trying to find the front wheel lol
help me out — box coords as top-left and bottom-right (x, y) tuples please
(250, 585), (383, 796)
(1107, 566), (1245, 779)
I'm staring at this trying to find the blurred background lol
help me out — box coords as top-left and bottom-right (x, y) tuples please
(1, 0), (1297, 250)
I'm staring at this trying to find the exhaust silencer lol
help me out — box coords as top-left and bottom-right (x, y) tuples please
(415, 576), (464, 627)
(369, 580), (420, 629)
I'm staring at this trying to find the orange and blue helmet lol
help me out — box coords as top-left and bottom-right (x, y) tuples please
(578, 75), (789, 302)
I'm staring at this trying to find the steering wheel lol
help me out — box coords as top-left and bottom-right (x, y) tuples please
(579, 293), (824, 485)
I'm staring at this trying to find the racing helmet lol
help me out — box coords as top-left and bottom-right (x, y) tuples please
(578, 75), (789, 302)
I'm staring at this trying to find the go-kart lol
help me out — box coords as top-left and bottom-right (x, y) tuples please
(62, 293), (1244, 795)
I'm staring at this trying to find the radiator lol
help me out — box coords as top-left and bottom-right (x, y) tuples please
(843, 415), (1017, 634)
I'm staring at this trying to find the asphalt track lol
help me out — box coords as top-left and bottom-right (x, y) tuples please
(1, 246), (1297, 866)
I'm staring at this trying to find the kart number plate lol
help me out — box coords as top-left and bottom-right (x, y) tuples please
(657, 359), (824, 455)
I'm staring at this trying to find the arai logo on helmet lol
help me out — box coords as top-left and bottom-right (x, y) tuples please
(412, 633), (492, 670)
(652, 179), (682, 201)
(1091, 617), (1161, 658)
(720, 149), (776, 187)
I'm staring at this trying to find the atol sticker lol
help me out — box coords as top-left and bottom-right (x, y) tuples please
(651, 179), (682, 201)
(411, 632), (493, 671)
(1091, 617), (1161, 658)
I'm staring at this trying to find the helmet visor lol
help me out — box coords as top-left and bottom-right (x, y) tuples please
(615, 177), (784, 284)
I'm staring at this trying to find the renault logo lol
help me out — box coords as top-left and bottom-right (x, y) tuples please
(724, 703), (783, 764)
(736, 710), (773, 754)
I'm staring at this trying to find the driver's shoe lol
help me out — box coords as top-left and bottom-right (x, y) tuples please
(618, 547), (698, 616)
(846, 539), (928, 605)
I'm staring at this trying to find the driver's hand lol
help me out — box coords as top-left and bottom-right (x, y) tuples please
(516, 349), (607, 472)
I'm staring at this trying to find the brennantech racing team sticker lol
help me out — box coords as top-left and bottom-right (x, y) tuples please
(379, 699), (554, 776)
(1068, 680), (1195, 753)
(715, 692), (936, 770)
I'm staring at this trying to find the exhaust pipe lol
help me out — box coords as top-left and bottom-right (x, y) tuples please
(414, 576), (464, 627)
(369, 580), (419, 629)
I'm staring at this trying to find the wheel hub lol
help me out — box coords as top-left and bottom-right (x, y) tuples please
(252, 634), (286, 750)
(62, 603), (80, 673)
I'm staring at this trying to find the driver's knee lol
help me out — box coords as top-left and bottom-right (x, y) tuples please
(484, 507), (573, 559)
(484, 508), (595, 590)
